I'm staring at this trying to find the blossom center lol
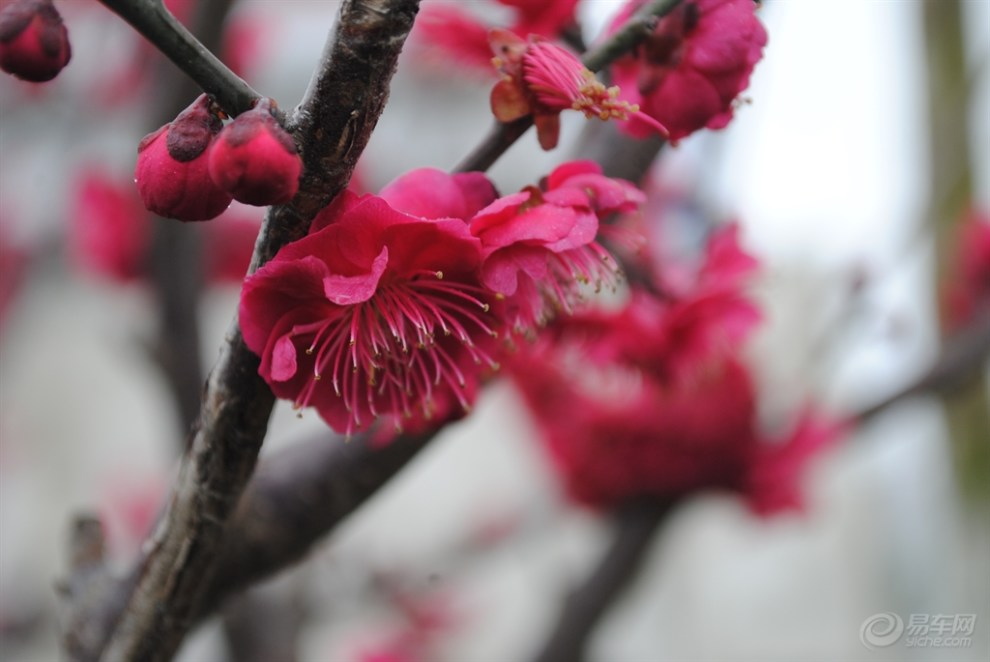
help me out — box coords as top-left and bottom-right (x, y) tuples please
(289, 271), (499, 435)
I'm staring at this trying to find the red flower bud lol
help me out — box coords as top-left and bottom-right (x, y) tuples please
(208, 98), (301, 206)
(0, 0), (71, 83)
(134, 94), (233, 222)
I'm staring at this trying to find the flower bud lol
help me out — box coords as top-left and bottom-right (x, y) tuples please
(208, 98), (301, 206)
(134, 94), (233, 222)
(0, 0), (71, 83)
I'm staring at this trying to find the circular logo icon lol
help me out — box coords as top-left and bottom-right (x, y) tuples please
(860, 612), (904, 649)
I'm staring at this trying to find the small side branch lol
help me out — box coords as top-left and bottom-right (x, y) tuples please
(856, 313), (990, 424)
(96, 0), (261, 115)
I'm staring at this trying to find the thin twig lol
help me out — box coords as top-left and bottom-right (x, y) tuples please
(453, 117), (534, 174)
(856, 313), (990, 425)
(96, 0), (261, 116)
(455, 0), (682, 173)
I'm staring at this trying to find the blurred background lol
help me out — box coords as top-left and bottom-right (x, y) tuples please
(0, 0), (988, 661)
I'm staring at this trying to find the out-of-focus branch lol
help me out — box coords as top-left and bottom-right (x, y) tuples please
(455, 0), (682, 173)
(530, 499), (673, 662)
(96, 0), (261, 116)
(59, 2), (422, 661)
(199, 430), (436, 620)
(219, 577), (308, 662)
(580, 0), (678, 72)
(856, 313), (990, 425)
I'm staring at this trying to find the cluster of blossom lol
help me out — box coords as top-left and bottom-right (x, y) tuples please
(238, 162), (637, 437)
(418, 0), (766, 148)
(135, 95), (302, 221)
(509, 225), (844, 513)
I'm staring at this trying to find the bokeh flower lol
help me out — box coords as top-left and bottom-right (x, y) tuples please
(0, 0), (70, 83)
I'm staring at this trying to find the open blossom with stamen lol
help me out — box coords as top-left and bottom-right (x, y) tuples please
(240, 170), (502, 436)
(489, 30), (667, 150)
(471, 161), (644, 329)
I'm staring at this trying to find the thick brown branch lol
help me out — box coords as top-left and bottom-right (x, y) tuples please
(455, 0), (682, 173)
(74, 2), (422, 661)
(96, 0), (261, 116)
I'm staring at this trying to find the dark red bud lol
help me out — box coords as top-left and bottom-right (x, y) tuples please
(208, 98), (302, 206)
(0, 0), (71, 83)
(165, 94), (224, 162)
(134, 94), (232, 222)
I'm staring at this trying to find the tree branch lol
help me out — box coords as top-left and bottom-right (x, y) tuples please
(57, 429), (437, 661)
(454, 0), (682, 173)
(96, 0), (261, 116)
(200, 430), (436, 619)
(530, 499), (673, 662)
(61, 2), (422, 661)
(856, 313), (990, 425)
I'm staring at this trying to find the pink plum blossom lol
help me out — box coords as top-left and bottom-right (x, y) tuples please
(608, 0), (767, 143)
(489, 30), (667, 149)
(240, 170), (503, 436)
(470, 160), (643, 329)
